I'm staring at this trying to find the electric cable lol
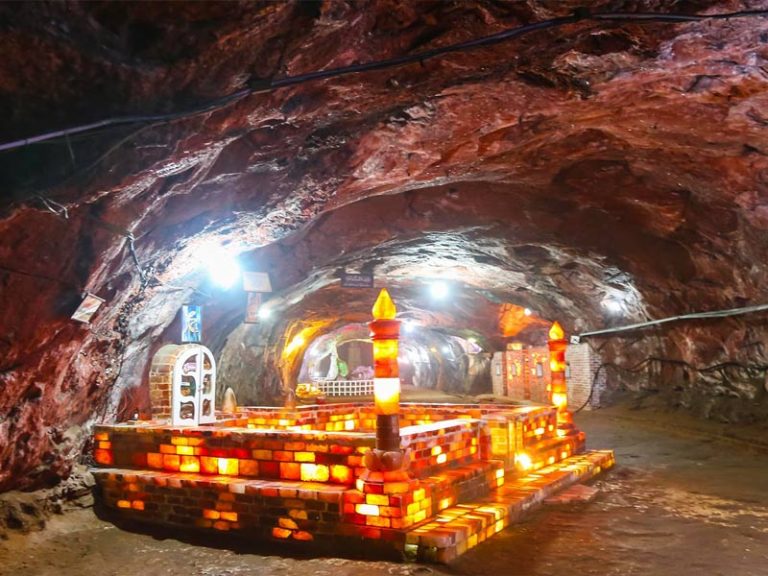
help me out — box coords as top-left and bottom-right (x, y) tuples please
(1, 8), (766, 153)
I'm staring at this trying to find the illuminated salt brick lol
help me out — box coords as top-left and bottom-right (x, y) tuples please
(238, 459), (259, 476)
(252, 449), (272, 460)
(344, 491), (364, 504)
(274, 451), (293, 462)
(366, 493), (390, 506)
(203, 509), (220, 520)
(218, 458), (239, 476)
(431, 446), (443, 456)
(220, 511), (238, 522)
(367, 515), (390, 528)
(293, 530), (313, 541)
(294, 452), (315, 463)
(260, 461), (280, 477)
(98, 441), (112, 450)
(300, 463), (329, 482)
(436, 453), (447, 464)
(200, 456), (218, 474)
(383, 482), (410, 494)
(159, 444), (176, 454)
(171, 437), (188, 446)
(272, 526), (292, 539)
(94, 449), (113, 465)
(131, 500), (144, 511)
(180, 455), (200, 473)
(162, 454), (180, 471)
(379, 506), (403, 518)
(330, 465), (353, 484)
(356, 504), (380, 516)
(116, 500), (131, 509)
(406, 502), (419, 516)
(330, 445), (353, 455)
(279, 517), (299, 530)
(126, 482), (139, 492)
(413, 488), (426, 502)
(280, 462), (301, 480)
(289, 509), (308, 520)
(176, 445), (194, 456)
(232, 448), (250, 459)
(213, 521), (230, 531)
(305, 443), (329, 453)
(344, 420), (355, 431)
(94, 432), (109, 442)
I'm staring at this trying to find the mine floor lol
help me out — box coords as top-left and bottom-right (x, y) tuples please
(1, 403), (767, 576)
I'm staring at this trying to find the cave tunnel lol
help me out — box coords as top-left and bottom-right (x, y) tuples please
(1, 1), (768, 574)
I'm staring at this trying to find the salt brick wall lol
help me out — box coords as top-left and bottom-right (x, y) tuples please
(565, 343), (605, 409)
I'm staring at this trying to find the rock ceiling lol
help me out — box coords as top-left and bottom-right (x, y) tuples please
(1, 1), (767, 490)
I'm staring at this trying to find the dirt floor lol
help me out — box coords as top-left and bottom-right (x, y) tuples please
(1, 404), (767, 576)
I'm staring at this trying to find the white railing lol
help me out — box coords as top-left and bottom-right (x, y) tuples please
(313, 379), (375, 397)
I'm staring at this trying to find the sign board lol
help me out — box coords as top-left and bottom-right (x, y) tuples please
(244, 292), (262, 324)
(71, 293), (105, 324)
(341, 272), (374, 288)
(242, 271), (272, 293)
(181, 305), (202, 343)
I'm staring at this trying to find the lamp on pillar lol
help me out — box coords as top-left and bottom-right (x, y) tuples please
(365, 288), (404, 470)
(547, 321), (570, 424)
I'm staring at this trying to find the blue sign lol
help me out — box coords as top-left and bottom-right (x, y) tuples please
(181, 305), (202, 343)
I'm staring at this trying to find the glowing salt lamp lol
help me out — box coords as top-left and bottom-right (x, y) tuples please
(547, 320), (568, 414)
(370, 289), (400, 416)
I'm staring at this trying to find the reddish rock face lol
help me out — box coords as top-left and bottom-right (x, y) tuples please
(1, 1), (768, 492)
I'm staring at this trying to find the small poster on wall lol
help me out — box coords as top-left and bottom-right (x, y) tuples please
(242, 271), (272, 293)
(181, 305), (202, 343)
(244, 292), (262, 324)
(71, 293), (105, 324)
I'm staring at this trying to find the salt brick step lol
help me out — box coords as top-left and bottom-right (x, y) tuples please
(543, 483), (600, 505)
(93, 468), (347, 502)
(404, 450), (614, 564)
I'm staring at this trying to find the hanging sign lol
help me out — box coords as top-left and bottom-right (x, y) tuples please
(181, 305), (202, 343)
(71, 293), (105, 324)
(244, 292), (262, 324)
(242, 271), (272, 293)
(341, 272), (374, 288)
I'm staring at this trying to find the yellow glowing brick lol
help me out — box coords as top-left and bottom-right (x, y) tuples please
(413, 488), (426, 502)
(356, 504), (380, 516)
(534, 427), (545, 436)
(436, 453), (447, 464)
(431, 446), (443, 456)
(439, 497), (454, 510)
(220, 511), (238, 522)
(218, 458), (239, 476)
(414, 510), (427, 523)
(468, 534), (478, 548)
(495, 469), (504, 479)
(345, 420), (356, 431)
(203, 509), (220, 520)
(176, 445), (194, 456)
(383, 481), (410, 494)
(294, 452), (315, 463)
(406, 502), (419, 516)
(356, 478), (365, 492)
(180, 455), (200, 473)
(367, 515), (390, 528)
(171, 437), (188, 446)
(116, 500), (131, 509)
(300, 463), (329, 482)
(365, 494), (390, 506)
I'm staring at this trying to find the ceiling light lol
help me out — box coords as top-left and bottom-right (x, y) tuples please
(603, 299), (622, 314)
(200, 242), (241, 289)
(524, 308), (532, 316)
(429, 280), (449, 300)
(258, 307), (272, 320)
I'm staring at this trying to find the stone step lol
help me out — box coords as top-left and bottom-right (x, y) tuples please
(403, 450), (615, 563)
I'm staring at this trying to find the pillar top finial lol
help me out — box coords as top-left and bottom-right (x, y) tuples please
(548, 321), (564, 341)
(372, 288), (397, 320)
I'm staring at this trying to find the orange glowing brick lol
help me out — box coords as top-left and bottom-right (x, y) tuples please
(330, 465), (353, 484)
(218, 458), (239, 476)
(162, 454), (180, 471)
(272, 527), (292, 539)
(252, 449), (272, 460)
(293, 530), (313, 541)
(213, 521), (230, 531)
(180, 455), (200, 473)
(383, 481), (410, 494)
(279, 517), (299, 530)
(238, 459), (259, 476)
(116, 500), (131, 509)
(294, 451), (315, 463)
(274, 451), (293, 462)
(367, 515), (390, 528)
(280, 462), (301, 480)
(171, 437), (188, 445)
(131, 500), (145, 511)
(356, 504), (380, 516)
(203, 509), (220, 520)
(94, 432), (109, 442)
(200, 456), (218, 474)
(289, 509), (308, 520)
(220, 511), (238, 522)
(94, 449), (113, 465)
(159, 444), (176, 454)
(98, 441), (112, 450)
(147, 453), (163, 469)
(300, 463), (329, 482)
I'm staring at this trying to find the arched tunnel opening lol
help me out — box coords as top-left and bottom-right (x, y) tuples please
(1, 2), (768, 573)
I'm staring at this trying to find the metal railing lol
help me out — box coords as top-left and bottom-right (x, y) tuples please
(312, 379), (375, 397)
